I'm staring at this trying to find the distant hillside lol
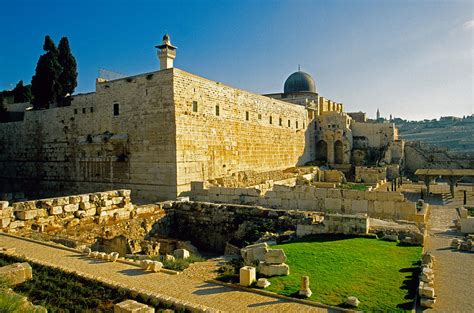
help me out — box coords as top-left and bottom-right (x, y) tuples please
(395, 115), (474, 154)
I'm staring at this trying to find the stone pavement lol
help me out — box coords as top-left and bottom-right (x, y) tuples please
(0, 234), (334, 312)
(421, 193), (474, 313)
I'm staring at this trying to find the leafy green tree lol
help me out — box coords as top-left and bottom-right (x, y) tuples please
(12, 80), (32, 103)
(57, 37), (77, 106)
(31, 35), (62, 109)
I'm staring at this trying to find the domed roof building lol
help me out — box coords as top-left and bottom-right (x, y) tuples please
(283, 71), (317, 94)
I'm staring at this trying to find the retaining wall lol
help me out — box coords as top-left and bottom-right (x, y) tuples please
(191, 182), (424, 222)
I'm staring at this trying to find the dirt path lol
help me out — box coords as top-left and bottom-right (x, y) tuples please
(422, 198), (474, 312)
(0, 234), (333, 312)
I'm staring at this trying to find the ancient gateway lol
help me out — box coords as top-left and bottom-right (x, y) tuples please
(0, 35), (403, 201)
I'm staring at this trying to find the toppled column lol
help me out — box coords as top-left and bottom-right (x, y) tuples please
(298, 276), (312, 298)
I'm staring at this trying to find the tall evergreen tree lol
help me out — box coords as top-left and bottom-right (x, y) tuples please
(57, 37), (77, 106)
(31, 35), (61, 109)
(12, 80), (32, 103)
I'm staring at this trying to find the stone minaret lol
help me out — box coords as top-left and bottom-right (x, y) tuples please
(156, 34), (177, 70)
(376, 108), (380, 120)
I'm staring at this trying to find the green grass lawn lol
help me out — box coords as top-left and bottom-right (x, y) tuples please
(265, 236), (422, 312)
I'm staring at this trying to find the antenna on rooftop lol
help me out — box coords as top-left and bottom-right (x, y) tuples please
(298, 64), (301, 71)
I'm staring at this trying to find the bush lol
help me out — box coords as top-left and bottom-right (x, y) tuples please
(156, 254), (205, 272)
(217, 258), (244, 283)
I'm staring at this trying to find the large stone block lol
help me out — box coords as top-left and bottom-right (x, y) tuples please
(0, 262), (33, 285)
(258, 262), (290, 276)
(0, 201), (9, 210)
(351, 200), (368, 213)
(15, 209), (38, 220)
(49, 206), (63, 215)
(63, 204), (79, 213)
(114, 300), (154, 313)
(173, 248), (190, 259)
(264, 249), (287, 264)
(0, 218), (11, 228)
(239, 266), (256, 286)
(241, 242), (268, 265)
(325, 198), (342, 211)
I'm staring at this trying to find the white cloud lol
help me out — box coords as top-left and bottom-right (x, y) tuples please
(463, 20), (474, 30)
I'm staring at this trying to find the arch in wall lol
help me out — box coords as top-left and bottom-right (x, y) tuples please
(315, 140), (328, 163)
(334, 140), (344, 164)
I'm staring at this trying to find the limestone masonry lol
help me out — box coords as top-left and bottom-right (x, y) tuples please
(0, 34), (402, 202)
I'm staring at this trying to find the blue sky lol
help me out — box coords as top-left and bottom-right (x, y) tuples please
(0, 0), (472, 120)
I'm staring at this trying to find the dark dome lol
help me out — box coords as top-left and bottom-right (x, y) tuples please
(283, 71), (317, 94)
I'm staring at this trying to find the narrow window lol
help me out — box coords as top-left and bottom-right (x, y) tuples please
(192, 101), (198, 112)
(215, 105), (220, 116)
(245, 111), (249, 121)
(269, 116), (273, 124)
(82, 108), (86, 114)
(113, 103), (120, 116)
(296, 121), (299, 129)
(90, 107), (94, 113)
(279, 118), (282, 126)
(288, 120), (291, 127)
(258, 113), (262, 120)
(145, 89), (148, 96)
(74, 109), (77, 114)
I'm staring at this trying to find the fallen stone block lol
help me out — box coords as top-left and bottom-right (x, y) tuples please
(256, 278), (270, 288)
(420, 286), (435, 299)
(149, 261), (163, 272)
(239, 266), (256, 287)
(264, 249), (287, 264)
(420, 297), (436, 308)
(241, 242), (268, 265)
(110, 252), (119, 262)
(0, 201), (8, 210)
(0, 262), (33, 285)
(8, 221), (25, 229)
(163, 254), (175, 262)
(114, 299), (154, 313)
(258, 262), (290, 276)
(345, 296), (360, 308)
(0, 218), (11, 228)
(173, 249), (190, 260)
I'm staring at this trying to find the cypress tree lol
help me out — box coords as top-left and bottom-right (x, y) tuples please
(57, 37), (77, 106)
(31, 35), (61, 109)
(12, 80), (32, 103)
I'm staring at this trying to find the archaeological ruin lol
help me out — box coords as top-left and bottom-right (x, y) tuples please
(1, 33), (473, 312)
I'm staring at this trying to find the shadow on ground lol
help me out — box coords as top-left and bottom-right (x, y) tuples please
(192, 282), (233, 296)
(396, 260), (420, 310)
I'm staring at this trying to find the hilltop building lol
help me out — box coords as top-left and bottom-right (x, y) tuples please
(0, 34), (403, 201)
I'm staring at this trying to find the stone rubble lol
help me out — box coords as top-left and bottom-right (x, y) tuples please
(419, 252), (436, 308)
(256, 278), (271, 289)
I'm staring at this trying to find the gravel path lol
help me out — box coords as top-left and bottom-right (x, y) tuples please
(0, 234), (332, 312)
(423, 200), (474, 312)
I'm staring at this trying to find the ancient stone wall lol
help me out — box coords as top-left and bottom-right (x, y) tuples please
(0, 70), (177, 202)
(351, 121), (397, 148)
(355, 166), (387, 184)
(159, 201), (368, 253)
(0, 190), (158, 232)
(172, 69), (311, 196)
(191, 183), (424, 222)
